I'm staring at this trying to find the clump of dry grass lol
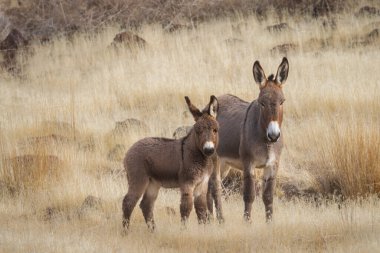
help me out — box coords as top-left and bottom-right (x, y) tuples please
(0, 154), (64, 193)
(320, 121), (380, 197)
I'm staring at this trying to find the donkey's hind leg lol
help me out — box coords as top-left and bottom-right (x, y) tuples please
(122, 178), (149, 230)
(140, 180), (160, 231)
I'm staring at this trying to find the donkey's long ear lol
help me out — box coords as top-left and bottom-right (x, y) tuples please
(275, 57), (289, 85)
(185, 96), (202, 121)
(207, 95), (218, 118)
(252, 60), (267, 88)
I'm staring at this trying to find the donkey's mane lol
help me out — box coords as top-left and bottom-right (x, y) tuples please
(180, 129), (192, 162)
(268, 74), (275, 81)
(152, 137), (175, 142)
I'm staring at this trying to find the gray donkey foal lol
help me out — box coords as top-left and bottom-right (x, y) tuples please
(122, 96), (219, 230)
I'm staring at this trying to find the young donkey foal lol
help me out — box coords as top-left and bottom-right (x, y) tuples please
(122, 96), (219, 230)
(208, 58), (289, 222)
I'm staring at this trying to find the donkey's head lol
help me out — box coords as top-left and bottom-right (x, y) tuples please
(185, 96), (219, 156)
(253, 57), (289, 143)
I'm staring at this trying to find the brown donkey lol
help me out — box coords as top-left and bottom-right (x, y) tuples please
(208, 58), (289, 222)
(122, 96), (219, 230)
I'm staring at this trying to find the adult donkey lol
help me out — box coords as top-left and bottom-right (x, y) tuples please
(208, 58), (289, 222)
(122, 96), (219, 230)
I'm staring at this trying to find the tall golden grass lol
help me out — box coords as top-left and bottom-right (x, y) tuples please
(0, 8), (379, 252)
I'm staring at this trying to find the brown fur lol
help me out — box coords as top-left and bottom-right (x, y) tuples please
(122, 96), (219, 230)
(208, 58), (289, 222)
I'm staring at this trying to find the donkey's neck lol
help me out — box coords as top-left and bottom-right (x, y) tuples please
(182, 130), (208, 163)
(246, 102), (267, 142)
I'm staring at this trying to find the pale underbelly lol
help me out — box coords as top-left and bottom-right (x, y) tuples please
(219, 155), (272, 170)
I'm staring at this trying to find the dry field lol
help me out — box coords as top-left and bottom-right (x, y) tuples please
(1, 9), (380, 253)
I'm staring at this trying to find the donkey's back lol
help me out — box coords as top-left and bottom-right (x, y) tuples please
(125, 137), (181, 188)
(216, 94), (250, 160)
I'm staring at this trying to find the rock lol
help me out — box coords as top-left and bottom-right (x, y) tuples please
(77, 135), (96, 152)
(353, 29), (380, 47)
(39, 121), (78, 139)
(162, 21), (194, 33)
(111, 31), (146, 49)
(355, 6), (380, 17)
(113, 118), (149, 135)
(172, 126), (192, 139)
(224, 38), (244, 45)
(365, 28), (379, 42)
(77, 195), (105, 219)
(321, 18), (337, 30)
(0, 28), (28, 71)
(80, 195), (104, 210)
(270, 43), (298, 55)
(304, 37), (331, 51)
(107, 144), (126, 161)
(0, 180), (17, 197)
(266, 23), (292, 33)
(279, 182), (320, 201)
(312, 0), (336, 18)
(42, 207), (61, 221)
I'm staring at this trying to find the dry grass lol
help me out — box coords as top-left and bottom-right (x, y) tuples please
(0, 8), (380, 252)
(320, 121), (380, 197)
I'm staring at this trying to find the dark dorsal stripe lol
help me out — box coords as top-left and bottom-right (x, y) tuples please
(181, 129), (191, 162)
(227, 94), (249, 103)
(243, 101), (254, 129)
(151, 137), (175, 142)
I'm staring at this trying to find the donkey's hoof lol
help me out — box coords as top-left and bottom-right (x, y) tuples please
(243, 213), (252, 223)
(121, 227), (129, 237)
(217, 216), (225, 224)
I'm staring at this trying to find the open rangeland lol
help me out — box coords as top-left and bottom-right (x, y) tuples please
(1, 6), (380, 253)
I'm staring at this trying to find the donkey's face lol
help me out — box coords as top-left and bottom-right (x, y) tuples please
(185, 96), (219, 156)
(253, 58), (289, 142)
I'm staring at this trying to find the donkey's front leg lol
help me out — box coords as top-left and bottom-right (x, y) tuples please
(243, 159), (256, 222)
(209, 155), (224, 222)
(194, 190), (208, 224)
(206, 157), (217, 217)
(180, 184), (194, 225)
(262, 161), (278, 222)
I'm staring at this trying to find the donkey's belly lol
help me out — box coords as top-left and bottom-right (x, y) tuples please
(221, 157), (243, 170)
(160, 180), (180, 188)
(150, 169), (180, 188)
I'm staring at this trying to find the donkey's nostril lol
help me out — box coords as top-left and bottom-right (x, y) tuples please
(203, 147), (215, 156)
(267, 132), (280, 142)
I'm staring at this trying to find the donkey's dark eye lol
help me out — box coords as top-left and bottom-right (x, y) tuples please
(260, 102), (265, 107)
(213, 129), (218, 134)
